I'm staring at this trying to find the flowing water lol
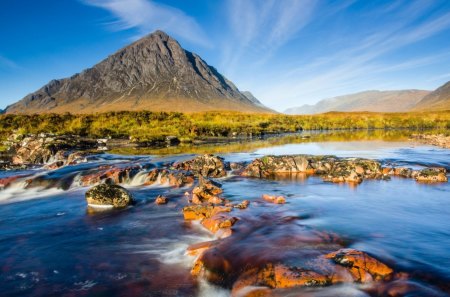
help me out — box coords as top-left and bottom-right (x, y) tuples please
(0, 133), (449, 296)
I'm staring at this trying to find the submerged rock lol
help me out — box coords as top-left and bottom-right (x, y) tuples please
(174, 154), (229, 177)
(155, 195), (168, 205)
(182, 205), (232, 220)
(85, 184), (134, 208)
(262, 194), (286, 204)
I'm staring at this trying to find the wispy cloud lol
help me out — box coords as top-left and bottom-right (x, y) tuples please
(251, 0), (450, 110)
(83, 0), (210, 47)
(0, 54), (19, 70)
(221, 0), (319, 73)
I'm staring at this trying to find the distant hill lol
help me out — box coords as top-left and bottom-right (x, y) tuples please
(6, 30), (272, 114)
(412, 81), (450, 111)
(284, 90), (430, 114)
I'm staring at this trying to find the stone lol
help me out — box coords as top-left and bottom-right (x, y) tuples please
(325, 249), (393, 282)
(201, 213), (238, 233)
(85, 184), (134, 208)
(155, 195), (168, 205)
(190, 176), (223, 204)
(234, 200), (250, 209)
(262, 194), (286, 204)
(182, 205), (232, 220)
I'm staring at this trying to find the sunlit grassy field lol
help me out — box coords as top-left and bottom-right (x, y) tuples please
(1, 110), (449, 143)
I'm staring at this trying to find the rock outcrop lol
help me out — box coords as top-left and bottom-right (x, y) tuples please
(174, 154), (229, 178)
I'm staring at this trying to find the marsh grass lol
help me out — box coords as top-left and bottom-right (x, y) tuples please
(0, 110), (448, 143)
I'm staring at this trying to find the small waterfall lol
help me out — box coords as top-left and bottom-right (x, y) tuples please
(128, 170), (149, 186)
(70, 172), (83, 189)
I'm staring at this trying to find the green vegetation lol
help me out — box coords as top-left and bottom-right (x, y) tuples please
(1, 111), (449, 143)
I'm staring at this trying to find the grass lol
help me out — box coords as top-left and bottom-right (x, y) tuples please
(0, 110), (449, 144)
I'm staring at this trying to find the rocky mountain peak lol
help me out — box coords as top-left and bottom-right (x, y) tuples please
(6, 30), (271, 114)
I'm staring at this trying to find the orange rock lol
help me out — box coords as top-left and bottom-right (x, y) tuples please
(186, 240), (217, 256)
(182, 205), (232, 220)
(201, 213), (238, 233)
(382, 167), (393, 175)
(272, 264), (329, 288)
(235, 200), (250, 209)
(155, 195), (168, 205)
(232, 263), (330, 296)
(191, 176), (224, 203)
(325, 249), (393, 282)
(262, 194), (286, 204)
(208, 196), (224, 204)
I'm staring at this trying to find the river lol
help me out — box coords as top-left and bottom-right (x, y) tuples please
(0, 132), (449, 296)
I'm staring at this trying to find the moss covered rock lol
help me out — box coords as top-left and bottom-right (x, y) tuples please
(85, 184), (134, 208)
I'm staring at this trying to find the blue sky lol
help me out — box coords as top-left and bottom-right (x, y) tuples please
(1, 0), (450, 111)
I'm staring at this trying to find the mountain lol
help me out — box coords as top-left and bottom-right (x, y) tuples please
(412, 81), (450, 111)
(242, 91), (269, 108)
(284, 90), (430, 114)
(6, 30), (272, 114)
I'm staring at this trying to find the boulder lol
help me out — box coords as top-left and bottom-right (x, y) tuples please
(85, 184), (134, 208)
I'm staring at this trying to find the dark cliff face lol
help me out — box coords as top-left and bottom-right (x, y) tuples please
(7, 30), (271, 114)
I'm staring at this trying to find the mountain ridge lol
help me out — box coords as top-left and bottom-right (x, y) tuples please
(6, 30), (272, 114)
(412, 81), (450, 111)
(284, 90), (430, 114)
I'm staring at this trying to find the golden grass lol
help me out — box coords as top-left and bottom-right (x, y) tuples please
(1, 110), (449, 143)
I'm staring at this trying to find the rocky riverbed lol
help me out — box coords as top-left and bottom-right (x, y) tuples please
(412, 134), (450, 149)
(0, 137), (449, 296)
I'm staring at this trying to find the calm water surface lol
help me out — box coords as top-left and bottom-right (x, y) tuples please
(0, 135), (449, 296)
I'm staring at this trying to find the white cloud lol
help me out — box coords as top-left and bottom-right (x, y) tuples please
(83, 0), (210, 47)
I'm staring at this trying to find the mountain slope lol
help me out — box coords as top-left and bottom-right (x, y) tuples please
(412, 81), (450, 111)
(6, 30), (272, 114)
(284, 90), (430, 114)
